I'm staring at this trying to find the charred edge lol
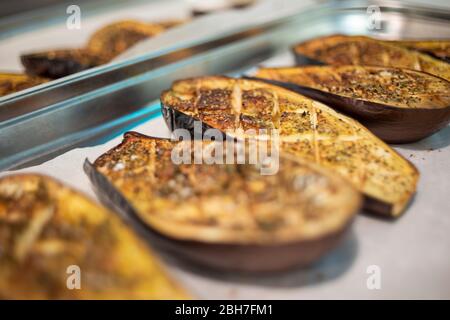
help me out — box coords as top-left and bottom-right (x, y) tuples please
(415, 50), (450, 63)
(20, 54), (95, 79)
(292, 52), (326, 66)
(427, 53), (450, 63)
(161, 102), (228, 140)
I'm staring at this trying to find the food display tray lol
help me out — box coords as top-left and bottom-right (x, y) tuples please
(1, 0), (449, 298)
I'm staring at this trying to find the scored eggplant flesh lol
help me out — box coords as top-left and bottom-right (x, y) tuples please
(255, 66), (450, 143)
(20, 20), (172, 79)
(293, 34), (450, 81)
(0, 73), (48, 97)
(88, 132), (361, 272)
(0, 174), (189, 299)
(160, 76), (419, 218)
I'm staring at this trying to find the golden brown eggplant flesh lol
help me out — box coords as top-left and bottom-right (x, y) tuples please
(21, 20), (170, 79)
(0, 73), (48, 97)
(0, 174), (189, 299)
(255, 66), (450, 143)
(86, 132), (361, 272)
(388, 39), (450, 62)
(161, 76), (419, 218)
(293, 34), (450, 81)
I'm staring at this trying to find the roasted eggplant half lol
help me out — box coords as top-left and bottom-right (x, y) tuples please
(293, 35), (450, 81)
(21, 20), (171, 79)
(0, 174), (189, 299)
(161, 76), (419, 217)
(87, 132), (361, 272)
(388, 39), (450, 62)
(255, 66), (450, 143)
(0, 73), (48, 97)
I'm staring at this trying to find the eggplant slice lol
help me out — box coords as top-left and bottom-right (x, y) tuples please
(0, 174), (189, 299)
(388, 39), (450, 62)
(21, 20), (172, 79)
(0, 73), (48, 97)
(293, 35), (450, 81)
(88, 132), (361, 272)
(161, 76), (419, 218)
(255, 66), (450, 143)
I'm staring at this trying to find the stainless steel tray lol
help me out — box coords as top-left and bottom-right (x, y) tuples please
(1, 0), (449, 171)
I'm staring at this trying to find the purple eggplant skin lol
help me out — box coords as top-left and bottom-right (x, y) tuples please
(250, 77), (450, 144)
(161, 97), (409, 218)
(84, 158), (353, 272)
(161, 103), (218, 136)
(21, 54), (88, 79)
(162, 102), (234, 142)
(20, 50), (99, 79)
(416, 51), (450, 64)
(294, 52), (326, 66)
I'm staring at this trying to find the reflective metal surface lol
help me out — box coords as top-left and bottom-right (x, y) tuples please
(1, 0), (449, 171)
